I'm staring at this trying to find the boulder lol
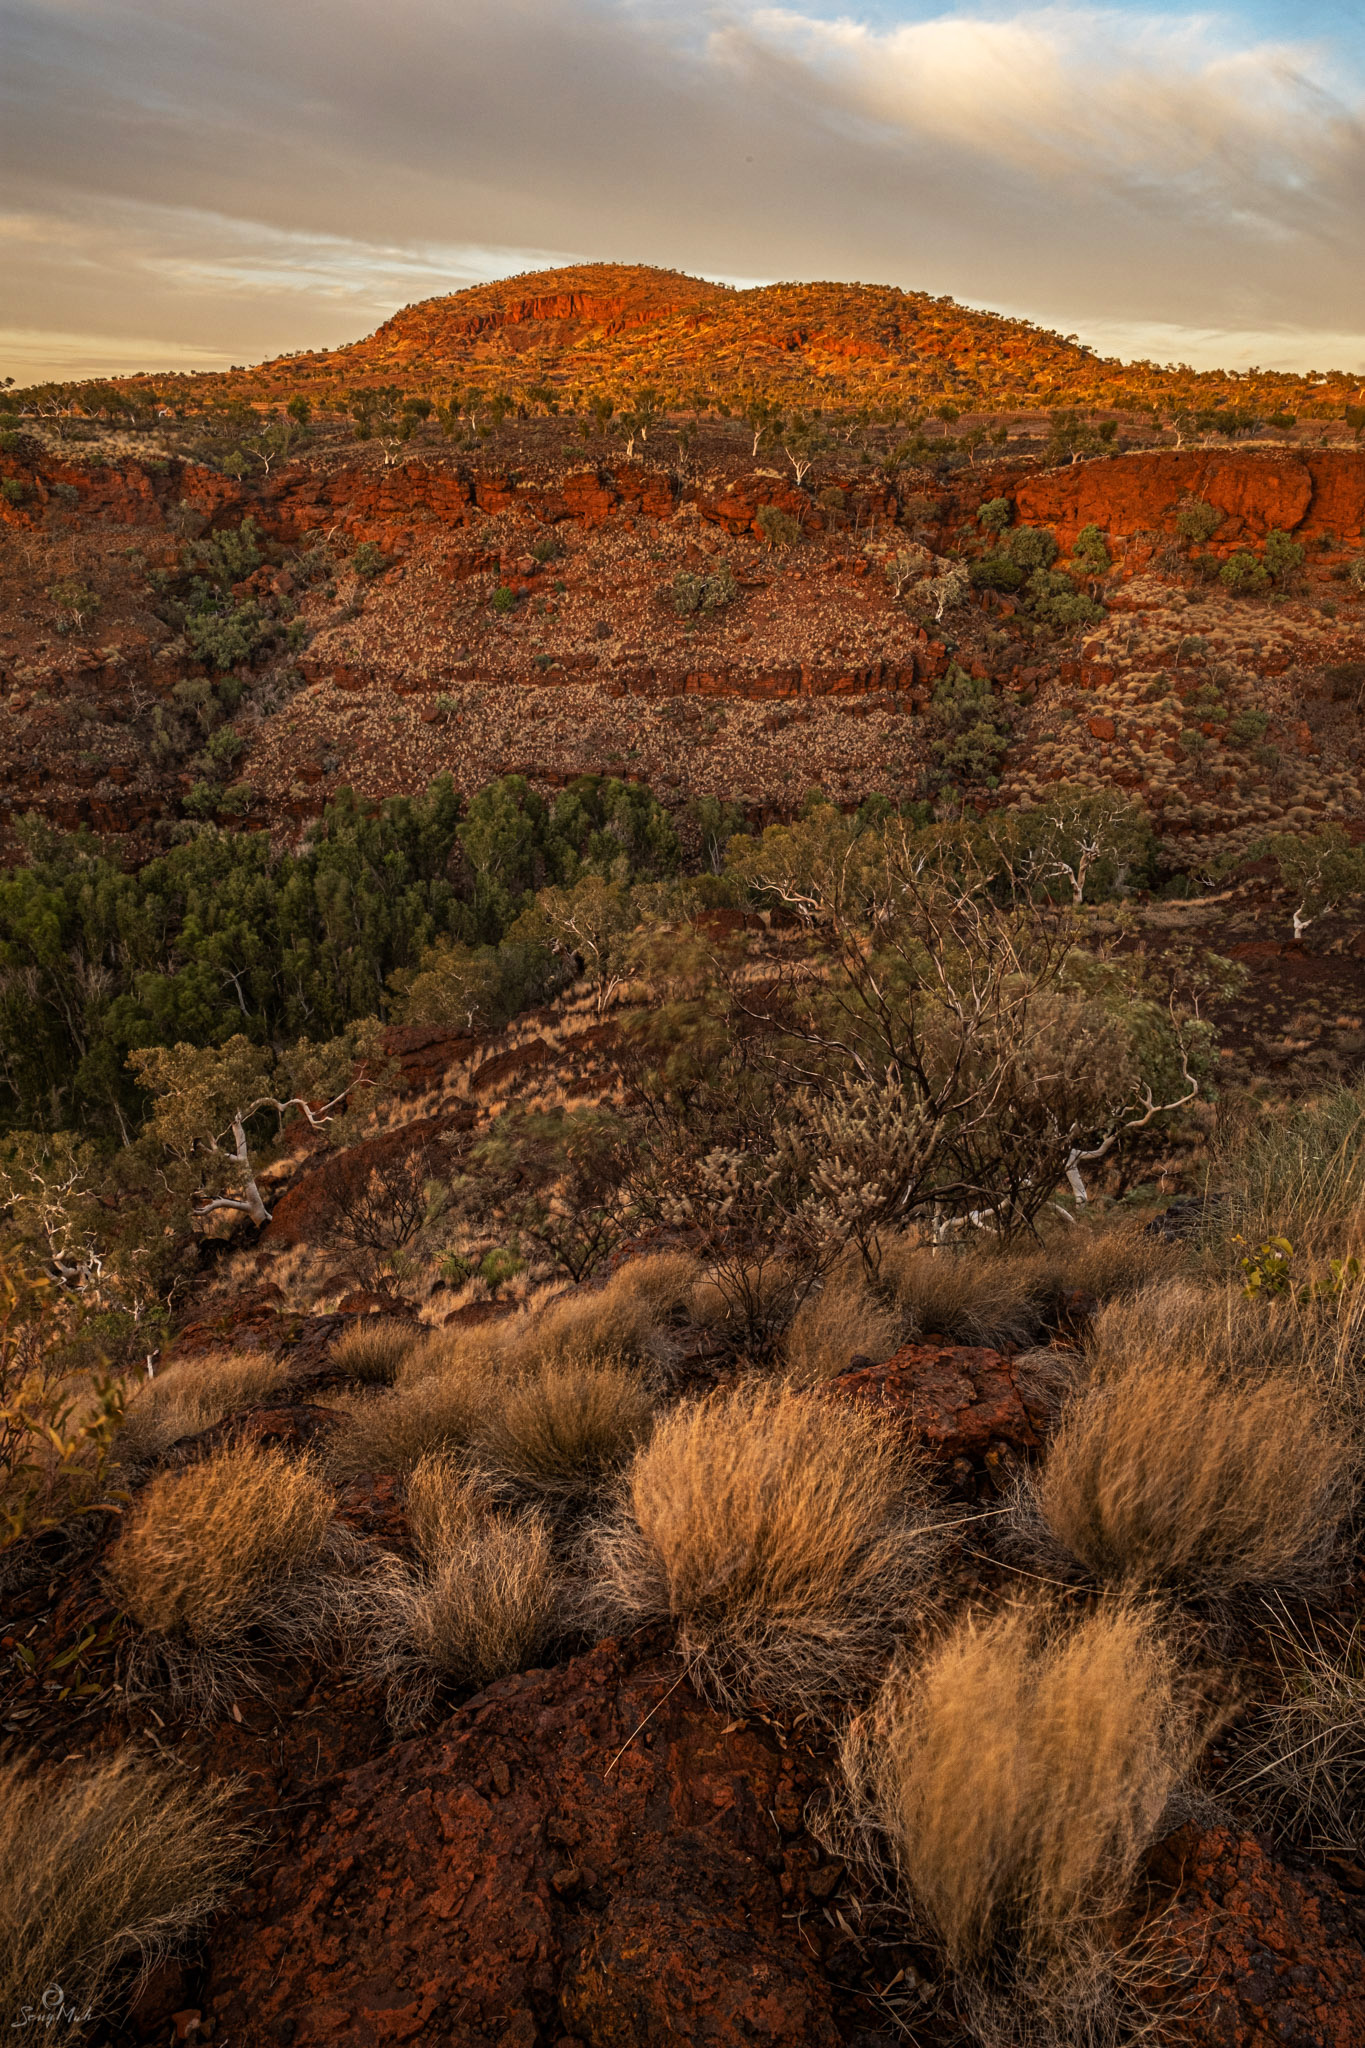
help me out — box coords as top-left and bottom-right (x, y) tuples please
(826, 1340), (1051, 1466)
(205, 1639), (842, 2048)
(1150, 1825), (1365, 2048)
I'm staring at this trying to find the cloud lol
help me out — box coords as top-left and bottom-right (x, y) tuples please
(1, 0), (1361, 378)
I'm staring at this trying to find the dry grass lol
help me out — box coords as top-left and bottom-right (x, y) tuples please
(0, 1752), (251, 2030)
(1242, 1608), (1365, 1853)
(1091, 1273), (1365, 1419)
(405, 1449), (488, 1561)
(398, 1260), (683, 1393)
(106, 1445), (338, 1704)
(114, 1350), (287, 1467)
(1019, 1356), (1355, 1600)
(878, 1241), (1044, 1350)
(354, 1456), (560, 1726)
(324, 1365), (496, 1480)
(836, 1598), (1203, 2043)
(783, 1259), (904, 1384)
(1213, 1080), (1365, 1262)
(473, 1358), (655, 1510)
(327, 1318), (418, 1386)
(1053, 1216), (1186, 1302)
(589, 1382), (944, 1711)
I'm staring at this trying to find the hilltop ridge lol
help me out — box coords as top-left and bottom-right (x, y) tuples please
(30, 262), (1365, 420)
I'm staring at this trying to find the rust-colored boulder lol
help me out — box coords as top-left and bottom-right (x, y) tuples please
(827, 1341), (1050, 1464)
(160, 1400), (342, 1468)
(1149, 1825), (1365, 2047)
(204, 1640), (841, 2048)
(262, 1110), (471, 1248)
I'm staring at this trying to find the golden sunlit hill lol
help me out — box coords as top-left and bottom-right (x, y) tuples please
(30, 262), (1365, 421)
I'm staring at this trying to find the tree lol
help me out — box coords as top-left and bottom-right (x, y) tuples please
(1002, 788), (1153, 905)
(509, 876), (639, 1017)
(1257, 827), (1365, 940)
(129, 1027), (384, 1227)
(715, 810), (1213, 1243)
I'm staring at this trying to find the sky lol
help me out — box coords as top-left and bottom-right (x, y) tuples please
(2, 0), (1363, 384)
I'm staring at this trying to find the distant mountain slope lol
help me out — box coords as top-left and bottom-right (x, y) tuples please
(35, 263), (1365, 418)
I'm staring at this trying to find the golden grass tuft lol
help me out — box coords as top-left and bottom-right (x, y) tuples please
(325, 1364), (496, 1481)
(327, 1317), (418, 1386)
(114, 1350), (288, 1467)
(1020, 1356), (1355, 1599)
(783, 1259), (904, 1384)
(474, 1358), (655, 1509)
(353, 1456), (560, 1726)
(107, 1444), (336, 1656)
(589, 1382), (943, 1711)
(877, 1241), (1044, 1350)
(1244, 1610), (1365, 1853)
(405, 1450), (488, 1562)
(0, 1753), (251, 2028)
(836, 1598), (1203, 2041)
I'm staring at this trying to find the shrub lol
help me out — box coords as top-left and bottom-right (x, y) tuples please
(1176, 499), (1222, 545)
(666, 565), (738, 616)
(351, 542), (387, 578)
(1070, 522), (1111, 573)
(783, 1259), (903, 1383)
(115, 1350), (287, 1467)
(977, 496), (1011, 537)
(327, 1318), (417, 1387)
(1349, 557), (1365, 593)
(529, 531), (565, 563)
(1265, 528), (1306, 581)
(589, 1383), (943, 1711)
(1019, 1356), (1354, 1599)
(1, 478), (29, 505)
(1220, 551), (1270, 596)
(106, 1444), (338, 1691)
(755, 504), (801, 548)
(355, 1477), (559, 1725)
(325, 1366), (495, 1480)
(473, 1358), (655, 1510)
(1247, 1615), (1365, 1851)
(491, 584), (517, 613)
(0, 1753), (250, 2028)
(1004, 525), (1058, 574)
(836, 1599), (1202, 2038)
(928, 665), (1013, 787)
(1229, 706), (1270, 745)
(968, 551), (1024, 594)
(877, 1240), (1044, 1349)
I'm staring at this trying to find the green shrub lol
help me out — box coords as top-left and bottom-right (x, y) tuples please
(1176, 500), (1222, 545)
(970, 553), (1025, 594)
(756, 504), (801, 548)
(930, 665), (1013, 787)
(491, 585), (517, 614)
(977, 496), (1010, 537)
(1071, 522), (1111, 573)
(1004, 526), (1058, 573)
(184, 597), (273, 670)
(530, 532), (565, 563)
(1, 479), (28, 505)
(1265, 529), (1306, 582)
(1221, 552), (1271, 596)
(352, 542), (387, 578)
(1229, 707), (1270, 745)
(666, 565), (739, 617)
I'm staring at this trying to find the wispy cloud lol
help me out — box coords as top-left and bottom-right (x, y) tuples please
(1, 0), (1361, 379)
